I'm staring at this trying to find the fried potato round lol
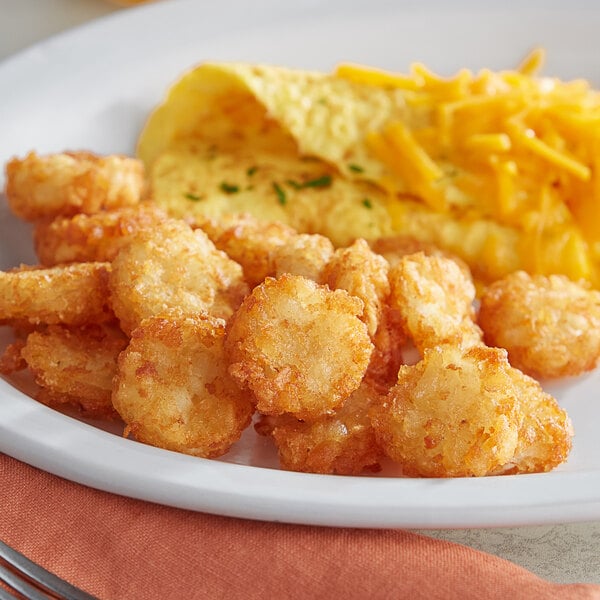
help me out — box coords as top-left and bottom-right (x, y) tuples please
(389, 252), (482, 352)
(272, 233), (334, 282)
(5, 151), (145, 221)
(371, 344), (572, 477)
(225, 274), (373, 420)
(196, 213), (297, 287)
(322, 238), (405, 389)
(478, 271), (600, 379)
(0, 262), (113, 326)
(112, 312), (254, 458)
(322, 239), (389, 338)
(20, 324), (127, 419)
(34, 205), (168, 266)
(365, 306), (406, 391)
(257, 381), (384, 475)
(499, 371), (573, 475)
(109, 219), (248, 334)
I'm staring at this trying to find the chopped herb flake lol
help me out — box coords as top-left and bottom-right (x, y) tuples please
(348, 164), (364, 173)
(220, 182), (240, 194)
(362, 198), (373, 209)
(247, 166), (258, 177)
(273, 182), (286, 205)
(286, 174), (333, 190)
(184, 192), (202, 201)
(302, 175), (332, 188)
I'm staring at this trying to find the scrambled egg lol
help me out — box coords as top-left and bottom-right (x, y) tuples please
(138, 49), (600, 286)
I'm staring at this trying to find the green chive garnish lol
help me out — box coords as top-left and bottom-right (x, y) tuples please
(220, 182), (239, 194)
(273, 182), (286, 205)
(362, 198), (373, 209)
(286, 175), (333, 190)
(301, 175), (332, 188)
(184, 192), (202, 201)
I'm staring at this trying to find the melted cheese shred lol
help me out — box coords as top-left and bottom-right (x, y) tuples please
(336, 49), (600, 285)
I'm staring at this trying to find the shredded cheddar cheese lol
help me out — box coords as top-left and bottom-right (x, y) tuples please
(335, 48), (600, 286)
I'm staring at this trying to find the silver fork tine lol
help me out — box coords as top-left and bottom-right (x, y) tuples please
(0, 540), (98, 600)
(0, 563), (49, 599)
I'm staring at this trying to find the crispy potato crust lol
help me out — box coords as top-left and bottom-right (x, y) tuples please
(258, 381), (384, 475)
(112, 312), (254, 457)
(371, 344), (572, 477)
(109, 219), (248, 334)
(273, 233), (334, 282)
(478, 271), (600, 378)
(5, 151), (145, 220)
(225, 274), (373, 420)
(322, 239), (405, 389)
(21, 324), (127, 419)
(0, 339), (27, 375)
(0, 262), (113, 326)
(34, 205), (168, 266)
(196, 213), (297, 287)
(389, 252), (482, 352)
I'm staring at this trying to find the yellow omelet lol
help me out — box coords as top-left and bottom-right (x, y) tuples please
(137, 50), (600, 285)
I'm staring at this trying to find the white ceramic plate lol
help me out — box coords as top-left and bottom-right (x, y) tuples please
(1, 0), (600, 529)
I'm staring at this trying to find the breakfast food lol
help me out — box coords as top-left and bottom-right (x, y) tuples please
(370, 344), (572, 477)
(0, 153), (579, 473)
(20, 324), (127, 419)
(108, 219), (248, 334)
(478, 271), (600, 379)
(136, 63), (397, 247)
(388, 253), (483, 352)
(256, 380), (384, 475)
(225, 274), (373, 421)
(3, 49), (596, 477)
(0, 262), (113, 326)
(33, 205), (168, 266)
(113, 312), (254, 458)
(138, 49), (600, 287)
(6, 151), (145, 220)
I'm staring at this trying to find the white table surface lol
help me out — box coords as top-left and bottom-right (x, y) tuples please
(1, 0), (600, 586)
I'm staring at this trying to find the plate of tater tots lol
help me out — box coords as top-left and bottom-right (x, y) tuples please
(1, 0), (600, 528)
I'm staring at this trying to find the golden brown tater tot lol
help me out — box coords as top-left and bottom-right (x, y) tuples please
(257, 381), (384, 475)
(371, 344), (572, 477)
(272, 233), (334, 282)
(0, 262), (113, 326)
(21, 324), (127, 419)
(226, 274), (373, 420)
(322, 239), (389, 338)
(0, 339), (27, 375)
(5, 151), (145, 220)
(113, 312), (254, 458)
(322, 238), (405, 389)
(389, 252), (482, 352)
(478, 271), (600, 379)
(33, 205), (168, 266)
(370, 235), (470, 274)
(109, 219), (248, 334)
(196, 213), (297, 287)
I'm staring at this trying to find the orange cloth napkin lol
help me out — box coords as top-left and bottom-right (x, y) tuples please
(1, 453), (599, 600)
